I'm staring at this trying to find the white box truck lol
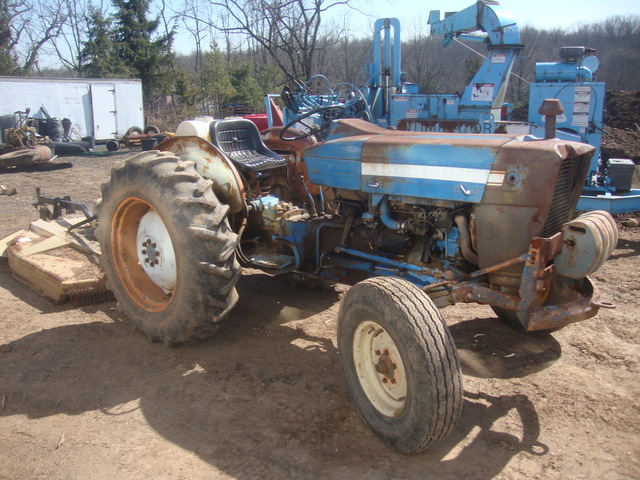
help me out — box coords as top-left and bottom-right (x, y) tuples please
(0, 77), (144, 141)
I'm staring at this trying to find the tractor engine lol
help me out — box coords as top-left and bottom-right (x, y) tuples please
(297, 119), (613, 309)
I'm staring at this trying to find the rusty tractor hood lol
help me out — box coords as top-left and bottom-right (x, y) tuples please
(303, 118), (594, 206)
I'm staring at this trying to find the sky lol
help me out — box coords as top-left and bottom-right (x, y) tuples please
(170, 0), (640, 55)
(344, 0), (640, 35)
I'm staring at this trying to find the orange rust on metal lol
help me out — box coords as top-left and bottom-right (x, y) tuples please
(123, 132), (162, 147)
(374, 349), (397, 379)
(109, 196), (173, 312)
(261, 127), (317, 156)
(519, 231), (604, 331)
(158, 135), (246, 214)
(474, 139), (592, 279)
(527, 278), (601, 331)
(467, 253), (529, 279)
(539, 99), (565, 140)
(261, 127), (322, 197)
(526, 234), (563, 273)
(456, 285), (475, 303)
(34, 145), (53, 162)
(332, 119), (517, 144)
(461, 284), (519, 310)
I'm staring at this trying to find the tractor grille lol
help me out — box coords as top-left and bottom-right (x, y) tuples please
(542, 156), (583, 237)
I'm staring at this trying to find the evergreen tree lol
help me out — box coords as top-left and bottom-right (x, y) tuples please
(112, 0), (175, 102)
(174, 67), (198, 107)
(197, 44), (235, 116)
(0, 0), (17, 75)
(80, 7), (131, 78)
(230, 63), (263, 110)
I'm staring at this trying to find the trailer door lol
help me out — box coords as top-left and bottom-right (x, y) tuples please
(90, 84), (117, 139)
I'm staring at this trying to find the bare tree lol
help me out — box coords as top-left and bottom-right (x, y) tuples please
(179, 0), (212, 71)
(194, 0), (352, 83)
(51, 0), (111, 74)
(4, 0), (68, 73)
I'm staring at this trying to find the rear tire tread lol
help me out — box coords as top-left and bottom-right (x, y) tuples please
(96, 151), (241, 345)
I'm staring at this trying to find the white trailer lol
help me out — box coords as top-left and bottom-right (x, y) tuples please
(0, 77), (144, 141)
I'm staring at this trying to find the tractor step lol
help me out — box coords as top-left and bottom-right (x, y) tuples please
(250, 253), (296, 270)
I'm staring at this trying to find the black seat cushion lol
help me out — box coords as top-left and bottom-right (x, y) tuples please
(209, 119), (285, 172)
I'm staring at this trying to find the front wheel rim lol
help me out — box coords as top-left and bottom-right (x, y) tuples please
(352, 320), (407, 417)
(110, 196), (176, 312)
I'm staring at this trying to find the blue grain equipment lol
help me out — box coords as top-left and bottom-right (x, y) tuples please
(527, 47), (640, 212)
(269, 1), (638, 213)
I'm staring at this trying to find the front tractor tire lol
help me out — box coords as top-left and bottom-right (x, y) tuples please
(338, 277), (463, 453)
(95, 151), (241, 345)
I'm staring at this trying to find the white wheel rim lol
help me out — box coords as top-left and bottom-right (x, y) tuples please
(352, 320), (407, 417)
(136, 210), (177, 293)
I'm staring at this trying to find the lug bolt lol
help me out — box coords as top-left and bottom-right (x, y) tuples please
(144, 258), (150, 263)
(382, 378), (388, 383)
(151, 243), (156, 248)
(155, 252), (160, 257)
(375, 350), (380, 356)
(141, 249), (146, 254)
(391, 378), (396, 384)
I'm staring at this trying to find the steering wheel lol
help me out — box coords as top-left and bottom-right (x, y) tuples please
(332, 82), (371, 119)
(279, 105), (347, 141)
(332, 83), (363, 106)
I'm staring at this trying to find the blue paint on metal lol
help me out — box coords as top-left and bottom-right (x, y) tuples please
(577, 188), (640, 214)
(378, 197), (403, 230)
(360, 176), (485, 203)
(271, 234), (303, 272)
(332, 247), (436, 287)
(439, 226), (460, 259)
(535, 63), (594, 82)
(305, 158), (362, 190)
(429, 2), (521, 47)
(365, 142), (497, 169)
(370, 18), (402, 88)
(528, 81), (605, 175)
(366, 1), (523, 128)
(304, 138), (363, 189)
(305, 132), (503, 203)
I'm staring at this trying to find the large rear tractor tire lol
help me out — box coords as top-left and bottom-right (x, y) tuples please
(338, 277), (463, 453)
(95, 151), (241, 345)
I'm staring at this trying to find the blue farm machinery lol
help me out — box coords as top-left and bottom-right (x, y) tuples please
(270, 0), (639, 213)
(96, 91), (617, 451)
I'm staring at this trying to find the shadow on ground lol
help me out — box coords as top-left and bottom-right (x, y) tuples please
(0, 270), (552, 479)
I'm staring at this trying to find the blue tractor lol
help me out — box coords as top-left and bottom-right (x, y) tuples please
(96, 102), (616, 452)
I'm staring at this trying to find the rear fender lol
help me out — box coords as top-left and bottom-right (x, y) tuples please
(158, 135), (245, 214)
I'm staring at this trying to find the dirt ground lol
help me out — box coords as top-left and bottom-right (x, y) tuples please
(0, 148), (639, 480)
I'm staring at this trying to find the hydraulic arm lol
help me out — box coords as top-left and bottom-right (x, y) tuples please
(428, 1), (523, 117)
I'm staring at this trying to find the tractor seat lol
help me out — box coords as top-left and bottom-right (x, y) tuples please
(209, 119), (285, 172)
